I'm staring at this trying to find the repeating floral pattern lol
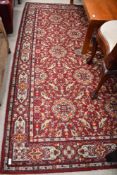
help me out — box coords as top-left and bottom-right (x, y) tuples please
(1, 3), (117, 173)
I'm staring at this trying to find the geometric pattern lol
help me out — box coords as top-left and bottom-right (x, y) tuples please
(0, 3), (117, 174)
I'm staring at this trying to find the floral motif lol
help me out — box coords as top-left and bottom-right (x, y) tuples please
(17, 72), (28, 103)
(52, 98), (76, 121)
(12, 133), (27, 143)
(49, 14), (63, 23)
(67, 29), (82, 39)
(94, 144), (106, 157)
(37, 28), (46, 37)
(49, 45), (67, 59)
(73, 68), (94, 85)
(35, 69), (48, 84)
(28, 147), (43, 161)
(16, 104), (25, 114)
(63, 145), (75, 159)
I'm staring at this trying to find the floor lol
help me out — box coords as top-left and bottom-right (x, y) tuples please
(0, 0), (117, 174)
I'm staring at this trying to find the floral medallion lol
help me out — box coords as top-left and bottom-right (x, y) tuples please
(49, 45), (67, 59)
(67, 29), (82, 39)
(73, 68), (94, 85)
(52, 98), (76, 121)
(49, 14), (63, 23)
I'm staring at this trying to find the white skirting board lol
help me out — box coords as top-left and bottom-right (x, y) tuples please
(74, 0), (83, 5)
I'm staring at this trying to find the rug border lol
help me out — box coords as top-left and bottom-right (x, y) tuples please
(0, 165), (117, 174)
(0, 2), (30, 173)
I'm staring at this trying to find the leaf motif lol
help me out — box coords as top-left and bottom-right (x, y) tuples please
(41, 119), (51, 130)
(48, 63), (56, 69)
(66, 83), (74, 91)
(40, 57), (47, 62)
(41, 92), (50, 99)
(63, 63), (71, 70)
(99, 118), (107, 128)
(56, 130), (62, 137)
(79, 118), (91, 128)
(75, 91), (84, 99)
(69, 57), (77, 63)
(49, 83), (58, 91)
(71, 129), (78, 137)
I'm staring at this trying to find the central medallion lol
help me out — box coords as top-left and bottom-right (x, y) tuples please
(49, 14), (63, 23)
(52, 98), (76, 122)
(73, 68), (94, 85)
(49, 45), (67, 59)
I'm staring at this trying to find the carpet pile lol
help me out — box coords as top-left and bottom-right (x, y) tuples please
(0, 2), (117, 174)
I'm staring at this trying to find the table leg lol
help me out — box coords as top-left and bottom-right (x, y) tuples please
(70, 0), (74, 4)
(0, 17), (9, 53)
(82, 22), (95, 54)
(18, 0), (21, 4)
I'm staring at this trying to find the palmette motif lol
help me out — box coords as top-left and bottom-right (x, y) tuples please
(1, 3), (117, 173)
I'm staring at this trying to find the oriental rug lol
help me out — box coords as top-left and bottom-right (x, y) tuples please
(1, 2), (117, 174)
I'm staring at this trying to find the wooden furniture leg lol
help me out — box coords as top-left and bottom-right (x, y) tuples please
(18, 0), (21, 4)
(70, 0), (74, 4)
(106, 149), (117, 162)
(91, 42), (117, 99)
(86, 37), (97, 64)
(83, 0), (117, 54)
(82, 22), (95, 54)
(86, 21), (117, 99)
(0, 17), (10, 53)
(91, 69), (108, 99)
(0, 18), (9, 105)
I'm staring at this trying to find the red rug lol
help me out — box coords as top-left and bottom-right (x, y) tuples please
(1, 2), (117, 174)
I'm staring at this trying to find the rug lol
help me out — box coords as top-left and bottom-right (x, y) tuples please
(1, 2), (117, 174)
